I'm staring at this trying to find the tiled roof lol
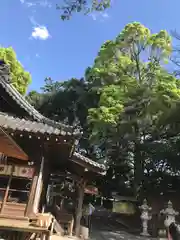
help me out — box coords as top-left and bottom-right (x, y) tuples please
(0, 62), (81, 137)
(0, 112), (67, 136)
(0, 113), (106, 171)
(73, 152), (106, 172)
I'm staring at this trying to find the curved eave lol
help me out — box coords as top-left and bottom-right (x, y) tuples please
(72, 152), (107, 175)
(0, 64), (82, 137)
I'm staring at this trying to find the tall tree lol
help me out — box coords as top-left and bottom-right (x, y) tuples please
(87, 22), (180, 196)
(0, 47), (31, 94)
(27, 22), (180, 198)
(27, 77), (99, 157)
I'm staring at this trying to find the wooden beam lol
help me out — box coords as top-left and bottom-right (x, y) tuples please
(40, 157), (50, 212)
(33, 156), (44, 214)
(50, 172), (81, 182)
(0, 127), (28, 161)
(25, 167), (39, 217)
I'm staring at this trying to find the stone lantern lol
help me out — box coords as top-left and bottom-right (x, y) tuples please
(160, 201), (179, 228)
(139, 199), (152, 236)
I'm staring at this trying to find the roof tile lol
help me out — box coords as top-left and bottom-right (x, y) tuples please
(0, 112), (65, 136)
(0, 63), (81, 137)
(73, 152), (106, 172)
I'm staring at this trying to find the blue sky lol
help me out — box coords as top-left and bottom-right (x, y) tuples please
(0, 0), (180, 92)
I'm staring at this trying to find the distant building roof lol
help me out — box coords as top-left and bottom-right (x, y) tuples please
(72, 152), (106, 173)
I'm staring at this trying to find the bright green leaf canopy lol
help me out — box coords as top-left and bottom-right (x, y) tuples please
(0, 47), (31, 95)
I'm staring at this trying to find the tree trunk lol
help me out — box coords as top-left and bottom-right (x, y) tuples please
(133, 142), (143, 197)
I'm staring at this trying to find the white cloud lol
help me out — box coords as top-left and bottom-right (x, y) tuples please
(35, 53), (40, 58)
(31, 25), (50, 40)
(20, 1), (52, 41)
(29, 16), (51, 40)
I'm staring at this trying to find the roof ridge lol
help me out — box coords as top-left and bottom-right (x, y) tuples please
(0, 63), (81, 136)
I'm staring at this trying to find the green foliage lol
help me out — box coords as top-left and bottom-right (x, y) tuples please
(0, 47), (31, 94)
(41, 77), (62, 93)
(57, 0), (111, 20)
(88, 23), (173, 137)
(27, 22), (180, 198)
(26, 90), (46, 109)
(86, 22), (179, 196)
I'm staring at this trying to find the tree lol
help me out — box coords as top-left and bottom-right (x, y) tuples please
(87, 22), (180, 197)
(27, 22), (180, 199)
(41, 77), (62, 93)
(57, 0), (111, 20)
(27, 77), (99, 157)
(0, 47), (31, 94)
(26, 90), (45, 109)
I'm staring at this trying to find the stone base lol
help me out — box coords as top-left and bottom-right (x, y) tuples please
(140, 232), (150, 237)
(80, 226), (89, 240)
(158, 229), (167, 239)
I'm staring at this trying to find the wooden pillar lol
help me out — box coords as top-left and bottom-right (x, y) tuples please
(75, 179), (86, 236)
(39, 156), (50, 213)
(1, 165), (14, 213)
(33, 156), (45, 214)
(25, 167), (39, 216)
